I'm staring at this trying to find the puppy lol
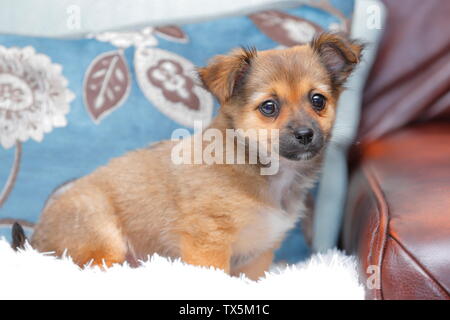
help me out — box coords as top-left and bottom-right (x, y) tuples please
(26, 33), (362, 280)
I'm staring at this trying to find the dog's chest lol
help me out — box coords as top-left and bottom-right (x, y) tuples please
(231, 168), (304, 268)
(232, 208), (299, 263)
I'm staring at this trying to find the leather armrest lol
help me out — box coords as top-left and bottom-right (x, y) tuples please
(343, 123), (450, 299)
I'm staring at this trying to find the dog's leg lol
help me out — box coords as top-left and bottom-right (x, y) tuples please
(231, 250), (274, 281)
(180, 233), (232, 274)
(32, 183), (128, 268)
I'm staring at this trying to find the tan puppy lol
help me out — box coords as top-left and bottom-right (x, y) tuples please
(23, 33), (362, 280)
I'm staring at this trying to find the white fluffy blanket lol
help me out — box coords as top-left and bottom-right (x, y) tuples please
(0, 239), (364, 299)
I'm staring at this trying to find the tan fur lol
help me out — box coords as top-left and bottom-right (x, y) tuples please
(31, 33), (362, 280)
(231, 250), (274, 279)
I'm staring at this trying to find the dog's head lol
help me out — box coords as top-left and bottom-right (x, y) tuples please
(198, 33), (364, 161)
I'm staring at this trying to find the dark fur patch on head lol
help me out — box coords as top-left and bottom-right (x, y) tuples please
(233, 46), (257, 95)
(240, 45), (258, 65)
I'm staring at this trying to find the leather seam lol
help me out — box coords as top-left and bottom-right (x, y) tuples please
(362, 165), (390, 300)
(389, 235), (450, 299)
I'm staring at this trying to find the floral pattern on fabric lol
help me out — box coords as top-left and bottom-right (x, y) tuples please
(0, 46), (74, 212)
(135, 48), (213, 127)
(0, 46), (74, 149)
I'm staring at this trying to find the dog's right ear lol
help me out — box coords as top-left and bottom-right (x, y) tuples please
(311, 33), (364, 88)
(198, 47), (257, 104)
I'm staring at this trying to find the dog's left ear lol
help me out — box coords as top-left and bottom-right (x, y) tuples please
(198, 47), (257, 104)
(311, 33), (364, 87)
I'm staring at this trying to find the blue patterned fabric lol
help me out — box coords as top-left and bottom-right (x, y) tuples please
(0, 1), (354, 263)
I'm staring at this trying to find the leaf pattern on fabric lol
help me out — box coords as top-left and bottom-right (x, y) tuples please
(154, 26), (189, 43)
(249, 10), (324, 46)
(84, 51), (131, 123)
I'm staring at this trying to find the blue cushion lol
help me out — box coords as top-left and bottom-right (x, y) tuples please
(0, 2), (354, 262)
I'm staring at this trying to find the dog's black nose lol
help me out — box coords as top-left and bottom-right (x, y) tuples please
(294, 128), (314, 145)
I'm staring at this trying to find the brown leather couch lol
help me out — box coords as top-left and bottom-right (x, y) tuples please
(341, 0), (450, 299)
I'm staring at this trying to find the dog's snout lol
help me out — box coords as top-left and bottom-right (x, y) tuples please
(294, 127), (314, 145)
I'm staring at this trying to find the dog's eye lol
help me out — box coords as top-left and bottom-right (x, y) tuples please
(259, 100), (279, 117)
(311, 94), (326, 112)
